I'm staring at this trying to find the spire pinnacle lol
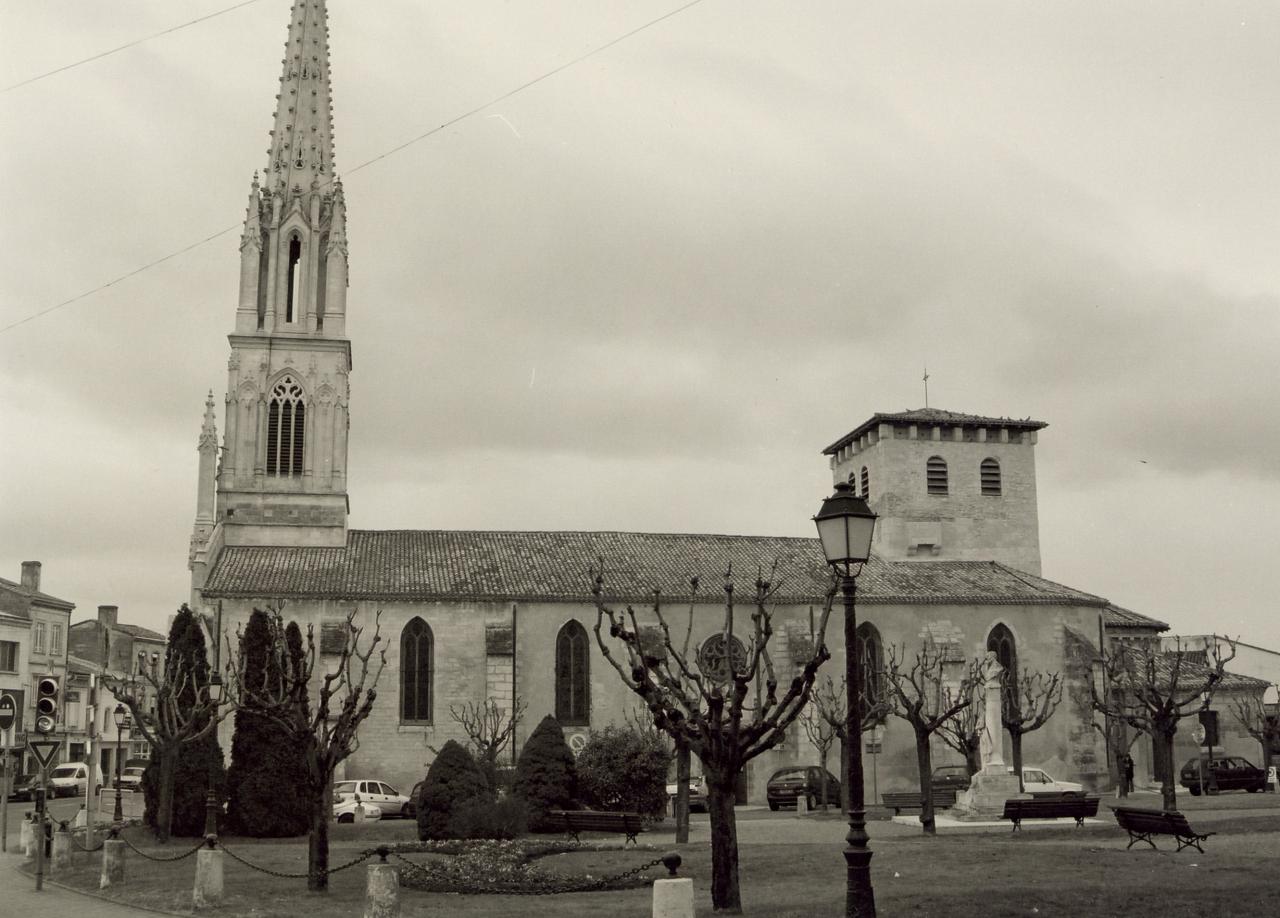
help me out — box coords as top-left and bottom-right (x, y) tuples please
(198, 390), (218, 451)
(266, 0), (337, 195)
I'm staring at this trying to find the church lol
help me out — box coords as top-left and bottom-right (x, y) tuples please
(189, 0), (1163, 803)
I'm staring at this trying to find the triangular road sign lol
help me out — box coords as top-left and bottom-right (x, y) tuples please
(28, 739), (60, 771)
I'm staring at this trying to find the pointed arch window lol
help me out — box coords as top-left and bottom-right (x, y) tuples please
(855, 622), (884, 719)
(555, 620), (590, 726)
(401, 617), (434, 723)
(987, 623), (1017, 712)
(926, 456), (948, 495)
(981, 458), (1002, 496)
(266, 376), (305, 476)
(285, 234), (302, 324)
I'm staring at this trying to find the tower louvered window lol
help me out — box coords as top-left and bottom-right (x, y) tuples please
(926, 456), (948, 495)
(266, 376), (305, 476)
(555, 620), (590, 726)
(401, 617), (434, 723)
(981, 458), (1002, 496)
(860, 466), (870, 499)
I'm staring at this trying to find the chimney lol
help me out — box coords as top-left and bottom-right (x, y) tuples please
(98, 605), (119, 628)
(20, 561), (41, 592)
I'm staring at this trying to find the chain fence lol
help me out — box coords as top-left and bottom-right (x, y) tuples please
(120, 833), (207, 863)
(218, 841), (375, 880)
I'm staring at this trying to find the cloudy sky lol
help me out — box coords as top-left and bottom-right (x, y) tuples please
(2, 1), (1277, 650)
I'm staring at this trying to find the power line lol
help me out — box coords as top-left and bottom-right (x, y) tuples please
(1, 0), (268, 95)
(1, 0), (709, 335)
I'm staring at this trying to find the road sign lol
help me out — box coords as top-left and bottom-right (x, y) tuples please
(0, 693), (15, 732)
(28, 738), (60, 771)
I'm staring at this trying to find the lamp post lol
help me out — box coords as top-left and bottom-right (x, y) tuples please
(112, 704), (126, 823)
(202, 673), (223, 843)
(814, 480), (878, 918)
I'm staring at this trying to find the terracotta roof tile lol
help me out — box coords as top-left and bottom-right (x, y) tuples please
(1102, 603), (1169, 632)
(823, 408), (1048, 455)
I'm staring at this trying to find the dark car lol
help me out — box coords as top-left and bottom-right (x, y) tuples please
(1179, 756), (1267, 795)
(931, 765), (971, 794)
(6, 773), (37, 802)
(766, 766), (841, 811)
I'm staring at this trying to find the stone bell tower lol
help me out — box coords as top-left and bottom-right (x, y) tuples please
(193, 0), (352, 559)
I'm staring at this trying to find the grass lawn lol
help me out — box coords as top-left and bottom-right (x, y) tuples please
(27, 807), (1280, 917)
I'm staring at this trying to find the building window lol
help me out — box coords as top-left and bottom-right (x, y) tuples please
(987, 624), (1018, 712)
(50, 623), (63, 654)
(697, 633), (748, 683)
(855, 622), (884, 718)
(33, 622), (46, 654)
(266, 375), (306, 476)
(926, 456), (948, 495)
(285, 234), (302, 323)
(981, 458), (1002, 496)
(400, 617), (433, 723)
(0, 640), (17, 672)
(860, 466), (870, 499)
(555, 621), (591, 726)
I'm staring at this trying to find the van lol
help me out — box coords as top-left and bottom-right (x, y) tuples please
(47, 762), (102, 798)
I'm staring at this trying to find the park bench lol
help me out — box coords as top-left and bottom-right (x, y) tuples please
(548, 809), (647, 846)
(1001, 794), (1100, 831)
(1111, 806), (1214, 853)
(880, 788), (957, 815)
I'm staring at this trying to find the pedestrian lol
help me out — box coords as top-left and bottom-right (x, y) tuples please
(1122, 753), (1135, 794)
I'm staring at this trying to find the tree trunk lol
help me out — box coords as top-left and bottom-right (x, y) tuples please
(914, 730), (935, 836)
(818, 746), (830, 812)
(1158, 730), (1178, 813)
(965, 737), (982, 780)
(839, 733), (850, 814)
(675, 741), (690, 845)
(706, 773), (742, 913)
(1115, 747), (1129, 799)
(1010, 730), (1025, 793)
(155, 747), (178, 844)
(308, 782), (331, 892)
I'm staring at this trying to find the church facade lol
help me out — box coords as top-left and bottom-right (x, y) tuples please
(191, 0), (1163, 803)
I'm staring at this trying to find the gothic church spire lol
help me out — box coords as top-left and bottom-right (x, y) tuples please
(266, 0), (337, 195)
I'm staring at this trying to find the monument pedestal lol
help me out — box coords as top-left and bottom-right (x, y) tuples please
(951, 766), (1025, 820)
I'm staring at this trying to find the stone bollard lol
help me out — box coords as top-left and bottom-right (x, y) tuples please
(20, 818), (33, 859)
(51, 827), (72, 872)
(364, 858), (400, 918)
(100, 838), (126, 889)
(797, 793), (809, 815)
(193, 843), (225, 909)
(74, 805), (88, 828)
(652, 879), (694, 918)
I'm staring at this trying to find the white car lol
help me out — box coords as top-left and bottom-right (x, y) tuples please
(666, 775), (708, 813)
(48, 763), (101, 798)
(1015, 767), (1083, 795)
(333, 779), (412, 818)
(333, 795), (382, 823)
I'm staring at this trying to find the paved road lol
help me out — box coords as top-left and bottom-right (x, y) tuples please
(1, 850), (161, 917)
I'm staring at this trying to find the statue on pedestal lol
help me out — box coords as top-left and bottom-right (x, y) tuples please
(978, 651), (1005, 773)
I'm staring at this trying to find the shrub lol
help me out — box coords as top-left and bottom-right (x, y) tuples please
(448, 796), (527, 839)
(577, 725), (671, 817)
(417, 740), (491, 840)
(514, 716), (578, 830)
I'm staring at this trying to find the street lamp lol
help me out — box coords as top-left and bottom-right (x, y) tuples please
(814, 480), (878, 918)
(113, 704), (126, 823)
(202, 673), (223, 843)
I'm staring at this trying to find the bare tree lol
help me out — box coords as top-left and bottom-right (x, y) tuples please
(590, 564), (837, 915)
(101, 605), (230, 843)
(1230, 692), (1279, 775)
(448, 697), (526, 789)
(1002, 668), (1064, 793)
(801, 684), (839, 812)
(935, 686), (982, 779)
(884, 643), (977, 835)
(1091, 637), (1236, 812)
(809, 672), (891, 814)
(226, 608), (386, 891)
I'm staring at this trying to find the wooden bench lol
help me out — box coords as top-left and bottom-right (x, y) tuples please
(1111, 806), (1214, 853)
(548, 809), (646, 846)
(880, 788), (957, 815)
(1001, 794), (1100, 831)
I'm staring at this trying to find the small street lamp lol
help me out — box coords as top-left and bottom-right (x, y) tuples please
(112, 704), (126, 824)
(814, 480), (878, 918)
(203, 674), (223, 843)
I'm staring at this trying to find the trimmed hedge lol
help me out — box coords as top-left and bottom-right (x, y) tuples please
(514, 716), (578, 830)
(417, 740), (491, 840)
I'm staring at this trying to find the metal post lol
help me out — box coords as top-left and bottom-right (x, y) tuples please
(1, 746), (11, 853)
(842, 574), (874, 918)
(35, 783), (46, 891)
(113, 718), (124, 823)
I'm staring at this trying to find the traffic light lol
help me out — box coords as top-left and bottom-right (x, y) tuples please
(35, 675), (60, 734)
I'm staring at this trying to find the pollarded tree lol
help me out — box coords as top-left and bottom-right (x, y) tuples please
(224, 609), (311, 837)
(448, 697), (527, 791)
(590, 564), (837, 914)
(935, 685), (983, 779)
(1091, 637), (1236, 812)
(226, 608), (385, 891)
(103, 604), (229, 842)
(884, 643), (977, 836)
(514, 715), (579, 829)
(1230, 691), (1280, 775)
(1001, 668), (1064, 793)
(809, 670), (891, 814)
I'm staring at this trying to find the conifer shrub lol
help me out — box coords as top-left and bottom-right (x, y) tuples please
(448, 795), (527, 839)
(417, 740), (492, 841)
(513, 716), (578, 831)
(577, 725), (671, 817)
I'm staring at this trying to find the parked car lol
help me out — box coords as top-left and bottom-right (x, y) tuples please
(766, 766), (841, 811)
(6, 773), (36, 802)
(333, 779), (412, 818)
(333, 795), (382, 823)
(114, 766), (146, 791)
(666, 774), (708, 813)
(931, 765), (971, 794)
(1015, 767), (1083, 795)
(47, 763), (101, 798)
(406, 780), (424, 819)
(1180, 756), (1267, 795)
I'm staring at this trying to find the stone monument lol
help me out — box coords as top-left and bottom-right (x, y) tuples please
(952, 652), (1026, 819)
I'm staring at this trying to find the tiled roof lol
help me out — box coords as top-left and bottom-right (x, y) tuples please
(115, 623), (166, 642)
(1102, 603), (1169, 632)
(0, 576), (74, 612)
(202, 530), (1109, 608)
(823, 408), (1048, 455)
(1151, 652), (1271, 692)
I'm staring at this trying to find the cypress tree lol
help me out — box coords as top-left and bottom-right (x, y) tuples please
(416, 740), (490, 840)
(514, 715), (578, 830)
(224, 610), (310, 836)
(141, 607), (227, 838)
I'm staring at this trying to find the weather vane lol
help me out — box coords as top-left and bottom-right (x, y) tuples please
(923, 365), (930, 408)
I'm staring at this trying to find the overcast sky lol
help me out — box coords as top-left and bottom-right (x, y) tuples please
(1, 1), (1277, 652)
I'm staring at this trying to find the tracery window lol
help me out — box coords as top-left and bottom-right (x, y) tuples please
(987, 623), (1018, 712)
(266, 375), (305, 476)
(697, 633), (748, 683)
(555, 620), (590, 726)
(855, 622), (884, 717)
(400, 617), (433, 723)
